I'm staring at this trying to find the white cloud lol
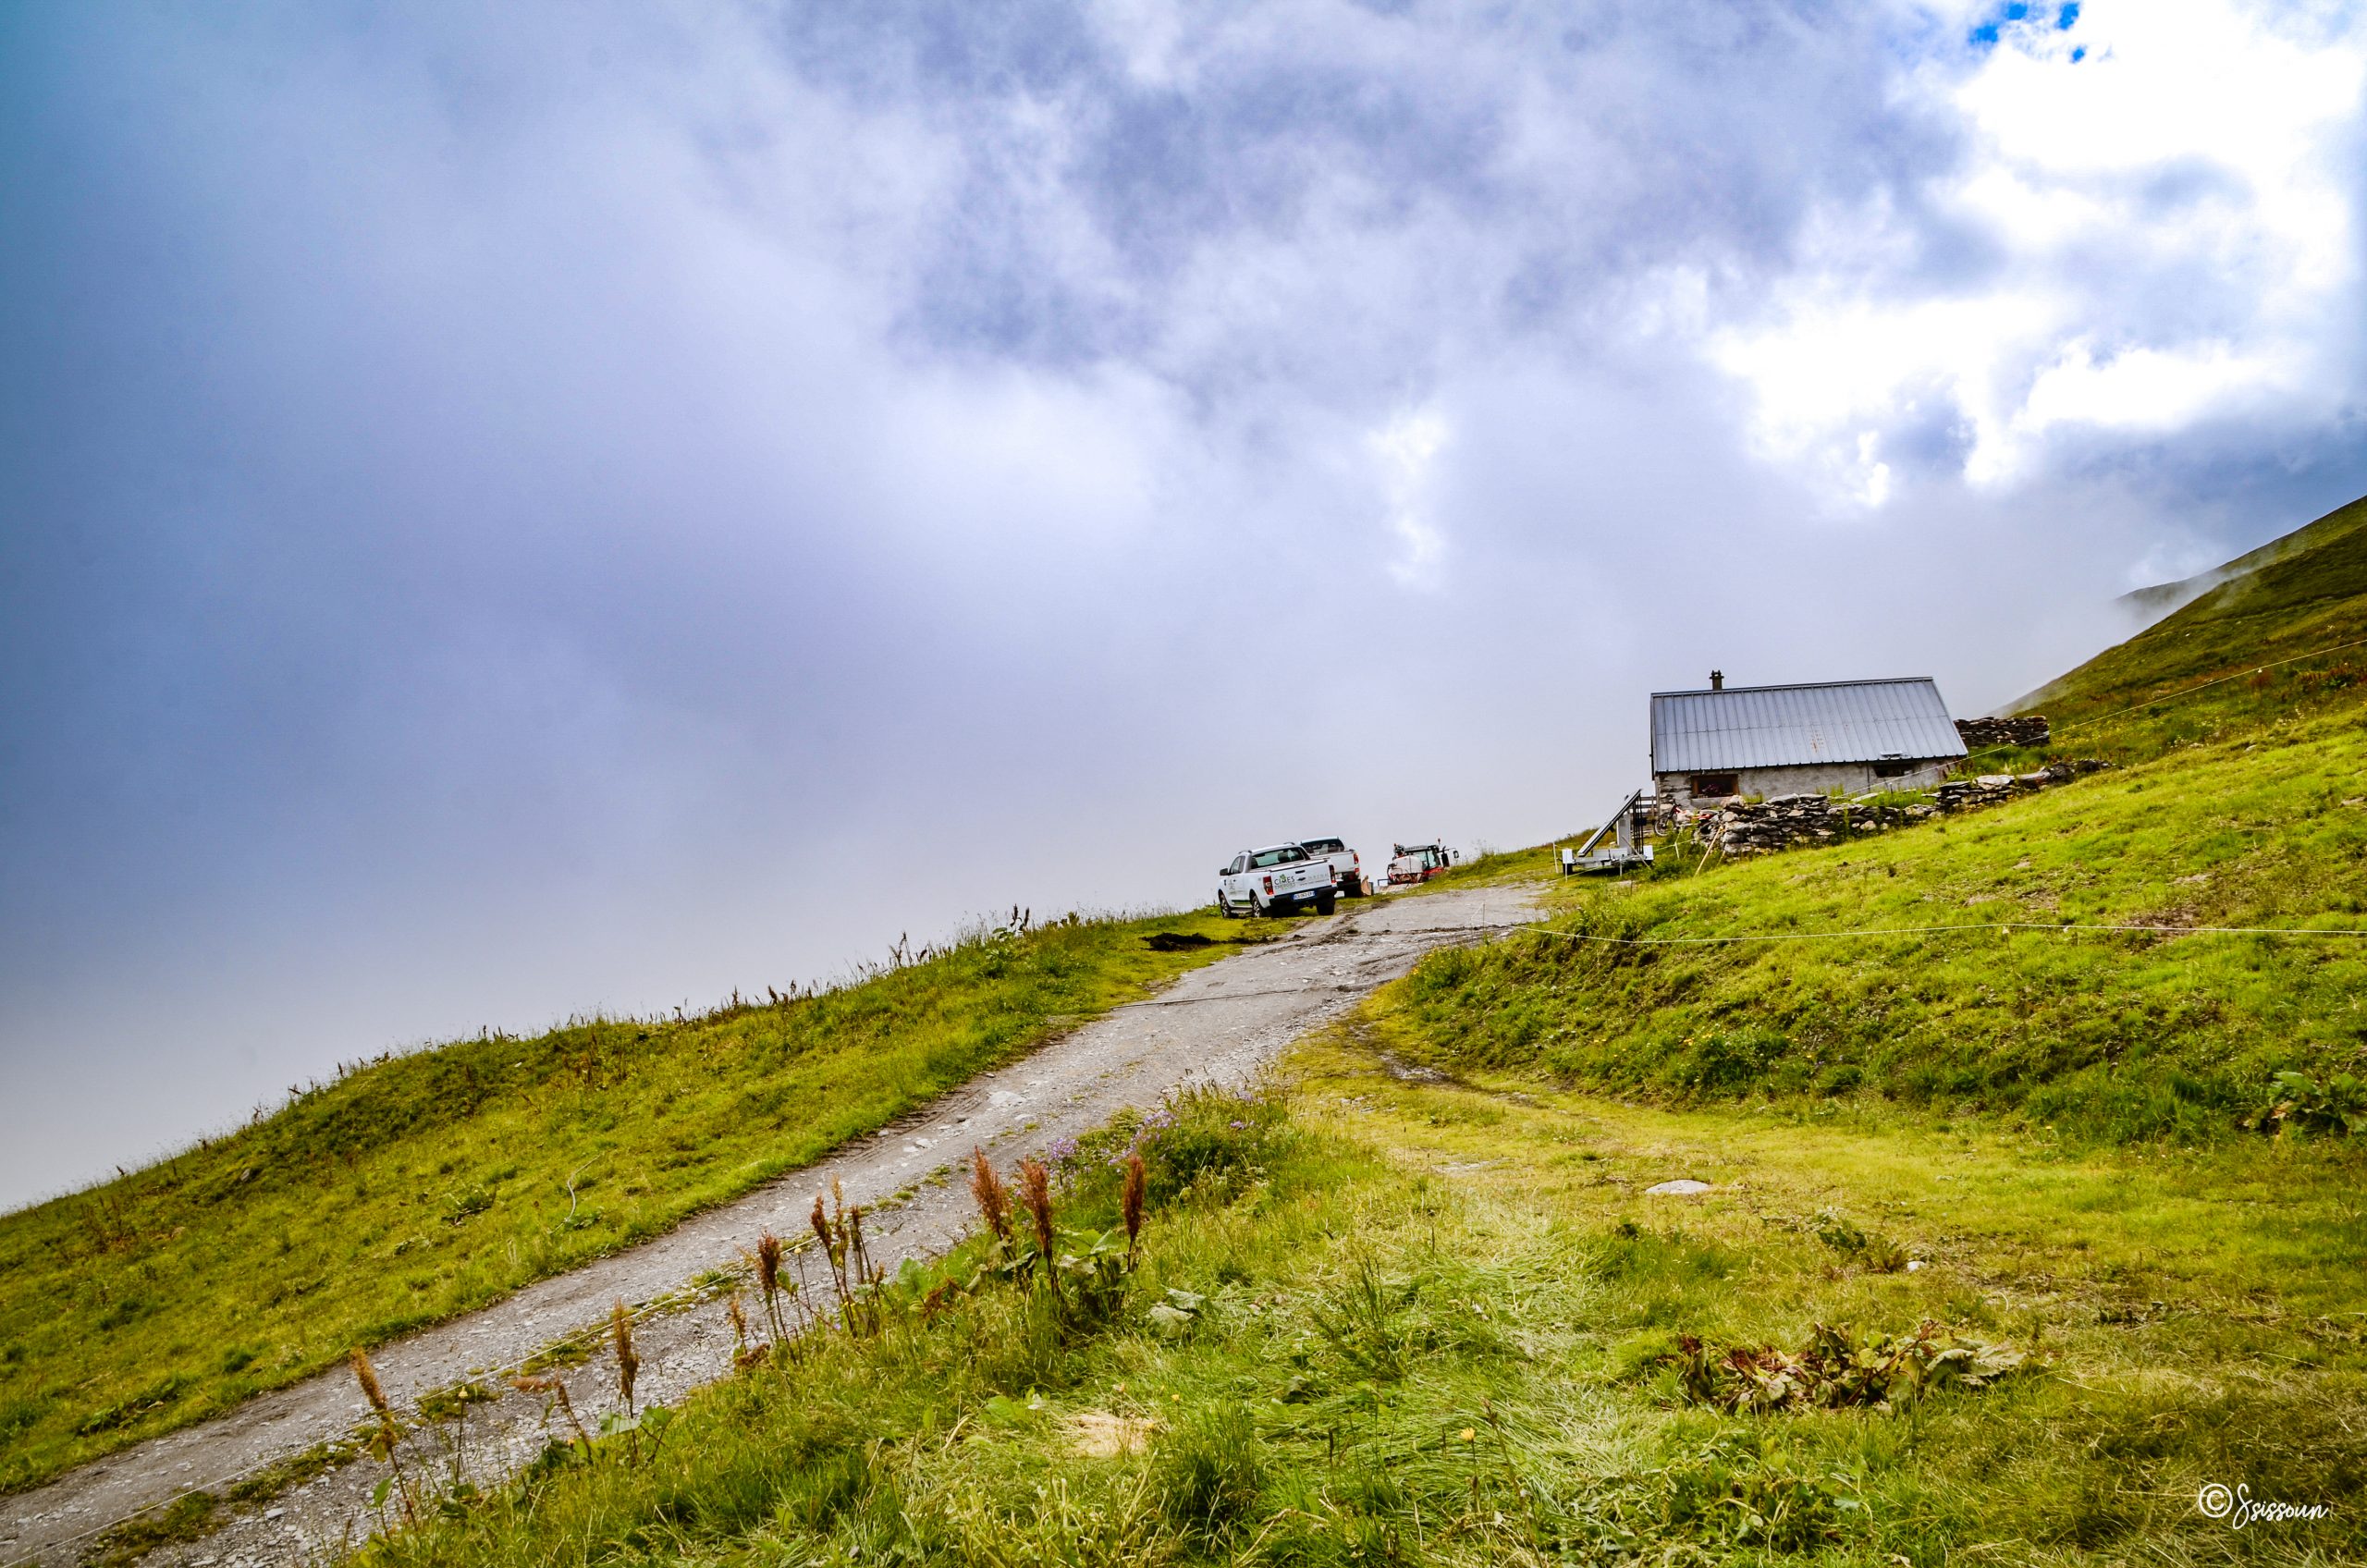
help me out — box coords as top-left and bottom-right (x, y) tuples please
(1711, 0), (2367, 498)
(1369, 407), (1450, 584)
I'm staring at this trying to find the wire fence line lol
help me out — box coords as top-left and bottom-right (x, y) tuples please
(1514, 919), (2367, 949)
(1960, 631), (2367, 765)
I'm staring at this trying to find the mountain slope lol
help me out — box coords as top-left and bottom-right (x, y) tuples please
(2111, 492), (2367, 626)
(17, 498), (2367, 1564)
(2024, 493), (2367, 758)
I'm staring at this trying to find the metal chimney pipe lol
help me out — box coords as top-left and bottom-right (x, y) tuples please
(1710, 669), (1724, 691)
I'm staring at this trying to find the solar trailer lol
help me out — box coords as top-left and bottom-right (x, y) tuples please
(1562, 788), (1655, 875)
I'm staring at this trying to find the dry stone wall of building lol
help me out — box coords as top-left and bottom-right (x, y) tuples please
(1955, 716), (2051, 748)
(1935, 758), (2110, 811)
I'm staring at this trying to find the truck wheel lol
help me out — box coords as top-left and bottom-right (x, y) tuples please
(1341, 877), (1365, 898)
(1217, 891), (1234, 918)
(1315, 892), (1336, 915)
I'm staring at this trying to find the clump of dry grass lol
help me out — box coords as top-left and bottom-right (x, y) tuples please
(1067, 1410), (1159, 1458)
(806, 1184), (886, 1335)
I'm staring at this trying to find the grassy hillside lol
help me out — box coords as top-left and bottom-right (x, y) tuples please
(336, 1050), (2367, 1567)
(2112, 492), (2367, 638)
(1379, 717), (2367, 1142)
(1373, 496), (2367, 1143)
(0, 908), (1271, 1493)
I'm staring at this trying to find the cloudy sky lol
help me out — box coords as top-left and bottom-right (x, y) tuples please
(5, 0), (2365, 1209)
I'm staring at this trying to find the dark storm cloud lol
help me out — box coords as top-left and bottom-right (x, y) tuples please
(5, 0), (2365, 1207)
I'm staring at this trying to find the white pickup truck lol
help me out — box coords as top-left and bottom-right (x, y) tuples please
(1217, 843), (1337, 917)
(1298, 837), (1367, 897)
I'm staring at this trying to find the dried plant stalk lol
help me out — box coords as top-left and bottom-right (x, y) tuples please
(350, 1348), (412, 1520)
(610, 1300), (639, 1415)
(969, 1146), (1012, 1244)
(1122, 1151), (1147, 1265)
(1017, 1155), (1059, 1299)
(755, 1231), (788, 1341)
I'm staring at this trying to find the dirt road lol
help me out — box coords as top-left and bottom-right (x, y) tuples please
(2, 884), (1538, 1567)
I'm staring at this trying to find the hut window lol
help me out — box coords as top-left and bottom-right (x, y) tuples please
(1872, 760), (1916, 778)
(1689, 773), (1739, 797)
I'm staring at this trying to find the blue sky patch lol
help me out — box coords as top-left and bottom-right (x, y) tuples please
(1968, 4), (2027, 50)
(1970, 2), (2079, 50)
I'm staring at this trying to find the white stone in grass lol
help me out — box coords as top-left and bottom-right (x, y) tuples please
(1645, 1179), (1712, 1196)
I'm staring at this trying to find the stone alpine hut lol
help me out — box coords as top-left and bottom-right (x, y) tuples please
(1650, 672), (1968, 807)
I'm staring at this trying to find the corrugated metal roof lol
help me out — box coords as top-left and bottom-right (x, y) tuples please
(1650, 678), (1967, 774)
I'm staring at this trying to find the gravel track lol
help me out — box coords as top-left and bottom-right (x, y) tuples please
(2, 884), (1539, 1567)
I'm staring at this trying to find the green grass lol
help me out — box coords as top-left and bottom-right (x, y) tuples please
(335, 1047), (2367, 1566)
(0, 907), (1281, 1493)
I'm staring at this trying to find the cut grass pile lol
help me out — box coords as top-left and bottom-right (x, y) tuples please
(0, 908), (1275, 1492)
(342, 1039), (2367, 1566)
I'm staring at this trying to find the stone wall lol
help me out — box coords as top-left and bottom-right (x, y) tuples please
(1955, 716), (2051, 748)
(1662, 756), (2113, 858)
(1680, 792), (1936, 857)
(1935, 758), (2109, 811)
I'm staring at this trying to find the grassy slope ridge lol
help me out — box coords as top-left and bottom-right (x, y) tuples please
(2109, 493), (2367, 629)
(1375, 498), (2367, 1138)
(0, 908), (1269, 1493)
(2019, 492), (2367, 753)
